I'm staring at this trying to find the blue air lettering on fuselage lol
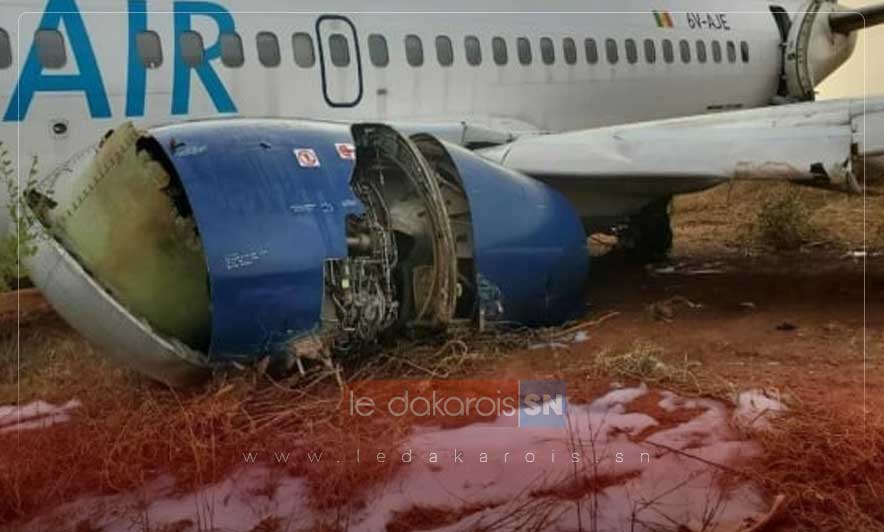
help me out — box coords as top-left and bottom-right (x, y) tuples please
(171, 1), (238, 115)
(3, 0), (238, 122)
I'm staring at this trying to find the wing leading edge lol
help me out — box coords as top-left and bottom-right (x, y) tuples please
(480, 97), (884, 220)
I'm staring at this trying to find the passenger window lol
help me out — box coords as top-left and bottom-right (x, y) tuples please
(465, 35), (482, 66)
(563, 37), (577, 65)
(625, 38), (638, 64)
(220, 32), (244, 68)
(605, 38), (618, 64)
(35, 29), (66, 69)
(368, 34), (389, 67)
(679, 39), (691, 63)
(517, 37), (532, 65)
(662, 39), (674, 63)
(644, 39), (656, 63)
(585, 38), (598, 64)
(179, 31), (203, 68)
(328, 33), (350, 67)
(492, 36), (508, 65)
(540, 37), (555, 65)
(292, 32), (315, 67)
(727, 41), (737, 63)
(436, 36), (454, 66)
(405, 34), (424, 66)
(256, 32), (281, 67)
(0, 29), (9, 69)
(741, 41), (750, 63)
(696, 40), (707, 63)
(712, 40), (722, 63)
(136, 30), (163, 69)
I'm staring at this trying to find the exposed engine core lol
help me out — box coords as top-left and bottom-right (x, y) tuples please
(321, 125), (480, 353)
(25, 119), (588, 386)
(323, 166), (401, 348)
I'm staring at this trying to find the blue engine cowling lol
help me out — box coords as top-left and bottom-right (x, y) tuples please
(439, 141), (589, 326)
(150, 120), (589, 366)
(149, 120), (363, 360)
(31, 119), (588, 384)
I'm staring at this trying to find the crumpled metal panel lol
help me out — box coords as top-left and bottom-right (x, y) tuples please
(25, 222), (211, 387)
(150, 120), (363, 362)
(41, 123), (212, 351)
(442, 142), (589, 326)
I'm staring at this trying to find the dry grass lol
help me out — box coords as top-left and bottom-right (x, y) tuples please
(385, 497), (563, 532)
(0, 317), (548, 528)
(748, 402), (884, 531)
(0, 316), (264, 525)
(4, 311), (884, 530)
(0, 319), (673, 528)
(754, 193), (821, 251)
(673, 170), (884, 256)
(385, 504), (490, 532)
(593, 342), (669, 381)
(589, 341), (706, 396)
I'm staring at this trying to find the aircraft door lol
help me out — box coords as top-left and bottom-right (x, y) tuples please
(316, 15), (363, 107)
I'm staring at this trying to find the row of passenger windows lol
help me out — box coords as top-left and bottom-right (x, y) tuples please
(390, 35), (751, 67)
(0, 27), (751, 71)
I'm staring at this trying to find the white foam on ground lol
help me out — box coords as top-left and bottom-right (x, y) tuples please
(351, 386), (773, 532)
(21, 467), (314, 532)
(19, 387), (784, 532)
(658, 390), (699, 412)
(733, 389), (788, 431)
(573, 331), (590, 343)
(0, 399), (80, 433)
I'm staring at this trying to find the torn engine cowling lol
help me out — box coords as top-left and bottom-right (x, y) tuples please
(25, 120), (588, 386)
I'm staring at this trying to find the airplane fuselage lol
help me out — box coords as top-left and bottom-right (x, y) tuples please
(0, 0), (796, 175)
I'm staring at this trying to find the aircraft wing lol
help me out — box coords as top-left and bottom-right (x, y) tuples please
(479, 97), (884, 220)
(386, 116), (545, 148)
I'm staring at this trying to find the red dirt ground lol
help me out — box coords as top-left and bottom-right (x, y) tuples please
(1, 180), (882, 531)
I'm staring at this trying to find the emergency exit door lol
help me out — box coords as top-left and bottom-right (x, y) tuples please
(316, 15), (364, 107)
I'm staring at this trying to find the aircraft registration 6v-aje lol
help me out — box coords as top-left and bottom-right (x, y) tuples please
(0, 0), (881, 385)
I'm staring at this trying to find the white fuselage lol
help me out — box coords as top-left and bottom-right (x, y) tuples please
(0, 0), (798, 180)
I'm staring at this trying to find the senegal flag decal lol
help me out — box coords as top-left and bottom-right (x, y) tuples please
(653, 10), (675, 28)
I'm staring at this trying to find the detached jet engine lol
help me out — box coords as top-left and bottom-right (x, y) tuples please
(24, 121), (588, 386)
